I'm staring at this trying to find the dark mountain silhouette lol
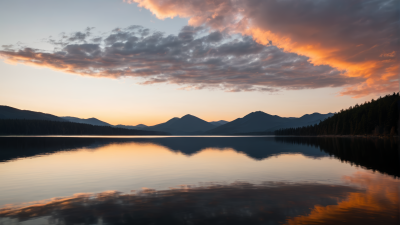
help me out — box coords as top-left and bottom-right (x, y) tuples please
(209, 120), (229, 126)
(1, 105), (334, 135)
(0, 119), (168, 136)
(207, 111), (286, 134)
(0, 106), (66, 122)
(62, 116), (111, 126)
(206, 111), (333, 134)
(146, 115), (216, 134)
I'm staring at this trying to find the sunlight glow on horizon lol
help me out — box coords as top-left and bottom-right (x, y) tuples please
(0, 61), (380, 126)
(0, 0), (396, 126)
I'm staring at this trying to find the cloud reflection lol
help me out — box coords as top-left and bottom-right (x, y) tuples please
(0, 172), (398, 225)
(286, 172), (400, 225)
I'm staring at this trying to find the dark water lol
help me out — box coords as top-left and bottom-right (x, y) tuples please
(0, 136), (398, 225)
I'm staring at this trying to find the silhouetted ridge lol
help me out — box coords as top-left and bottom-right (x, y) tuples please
(181, 114), (196, 119)
(0, 119), (168, 135)
(146, 115), (215, 134)
(62, 116), (111, 126)
(0, 106), (66, 122)
(206, 110), (334, 135)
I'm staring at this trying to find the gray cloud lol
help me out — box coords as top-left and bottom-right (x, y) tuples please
(0, 25), (362, 92)
(126, 0), (398, 96)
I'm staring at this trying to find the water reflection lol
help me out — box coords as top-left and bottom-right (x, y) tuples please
(0, 137), (398, 177)
(275, 137), (399, 177)
(0, 171), (398, 225)
(0, 137), (328, 162)
(0, 137), (398, 224)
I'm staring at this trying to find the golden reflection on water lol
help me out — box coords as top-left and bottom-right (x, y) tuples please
(286, 172), (400, 225)
(0, 137), (398, 224)
(0, 140), (365, 209)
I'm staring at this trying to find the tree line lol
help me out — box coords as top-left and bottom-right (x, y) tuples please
(0, 119), (167, 135)
(275, 92), (399, 136)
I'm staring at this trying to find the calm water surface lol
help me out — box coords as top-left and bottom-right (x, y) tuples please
(0, 136), (398, 225)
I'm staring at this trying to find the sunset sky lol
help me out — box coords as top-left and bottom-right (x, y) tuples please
(0, 0), (398, 126)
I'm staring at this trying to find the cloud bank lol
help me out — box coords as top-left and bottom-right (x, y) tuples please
(0, 26), (358, 92)
(126, 0), (399, 97)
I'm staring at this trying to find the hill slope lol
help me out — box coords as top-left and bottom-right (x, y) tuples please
(0, 106), (66, 122)
(0, 119), (168, 135)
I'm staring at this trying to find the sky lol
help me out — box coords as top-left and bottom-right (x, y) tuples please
(0, 0), (398, 126)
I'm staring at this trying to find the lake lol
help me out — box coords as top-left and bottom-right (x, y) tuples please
(0, 136), (398, 225)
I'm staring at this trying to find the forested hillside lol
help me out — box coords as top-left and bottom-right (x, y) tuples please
(0, 119), (168, 135)
(275, 93), (399, 136)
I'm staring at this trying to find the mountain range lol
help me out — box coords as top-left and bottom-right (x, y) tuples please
(206, 111), (334, 134)
(0, 105), (333, 135)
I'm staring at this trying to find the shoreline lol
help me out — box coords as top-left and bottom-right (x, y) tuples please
(274, 134), (399, 139)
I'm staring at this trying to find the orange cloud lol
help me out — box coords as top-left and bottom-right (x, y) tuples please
(127, 0), (399, 97)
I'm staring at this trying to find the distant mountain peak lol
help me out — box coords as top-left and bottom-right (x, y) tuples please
(211, 120), (228, 123)
(251, 111), (271, 115)
(147, 114), (215, 134)
(180, 114), (207, 122)
(181, 114), (197, 118)
(245, 111), (272, 118)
